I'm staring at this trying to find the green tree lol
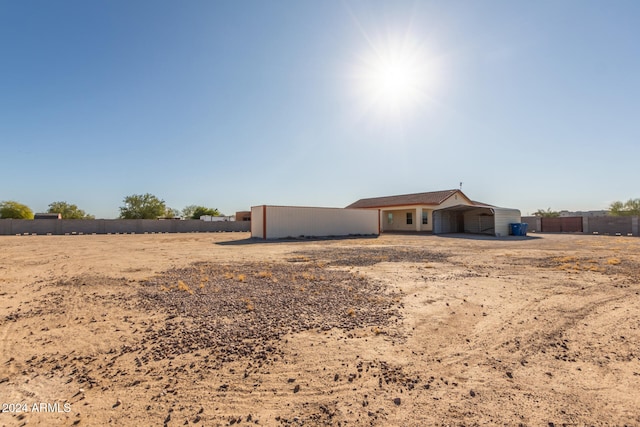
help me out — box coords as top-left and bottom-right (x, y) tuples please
(47, 201), (94, 219)
(0, 201), (34, 219)
(533, 208), (560, 218)
(119, 193), (167, 219)
(181, 205), (198, 219)
(609, 198), (640, 216)
(163, 207), (180, 218)
(182, 205), (221, 219)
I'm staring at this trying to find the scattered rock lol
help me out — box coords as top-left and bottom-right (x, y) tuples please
(136, 261), (403, 366)
(393, 397), (401, 405)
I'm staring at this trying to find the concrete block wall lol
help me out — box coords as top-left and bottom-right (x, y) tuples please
(521, 217), (541, 233)
(0, 219), (250, 235)
(583, 216), (636, 236)
(521, 216), (638, 236)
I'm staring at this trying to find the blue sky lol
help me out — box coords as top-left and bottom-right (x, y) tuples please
(1, 1), (639, 218)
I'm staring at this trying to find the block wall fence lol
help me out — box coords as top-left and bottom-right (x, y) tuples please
(0, 219), (250, 235)
(522, 216), (639, 236)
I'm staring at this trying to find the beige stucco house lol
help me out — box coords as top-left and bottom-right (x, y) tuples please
(348, 189), (521, 236)
(347, 189), (476, 232)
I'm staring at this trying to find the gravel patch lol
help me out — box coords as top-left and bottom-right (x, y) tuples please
(138, 261), (402, 365)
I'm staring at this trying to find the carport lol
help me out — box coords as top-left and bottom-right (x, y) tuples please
(432, 205), (521, 237)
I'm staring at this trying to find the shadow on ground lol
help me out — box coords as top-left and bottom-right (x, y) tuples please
(434, 233), (542, 241)
(216, 234), (380, 245)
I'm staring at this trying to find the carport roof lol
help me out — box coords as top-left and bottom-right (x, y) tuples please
(436, 204), (520, 214)
(435, 204), (495, 213)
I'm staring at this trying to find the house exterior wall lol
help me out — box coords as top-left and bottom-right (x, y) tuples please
(250, 206), (379, 239)
(235, 211), (251, 221)
(438, 193), (475, 209)
(374, 194), (474, 233)
(381, 208), (423, 231)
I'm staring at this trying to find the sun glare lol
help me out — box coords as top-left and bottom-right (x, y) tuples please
(367, 54), (421, 108)
(351, 33), (439, 121)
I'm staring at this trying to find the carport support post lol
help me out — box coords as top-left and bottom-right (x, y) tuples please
(416, 207), (422, 232)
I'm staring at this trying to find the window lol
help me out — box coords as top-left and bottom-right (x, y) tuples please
(422, 211), (428, 225)
(406, 212), (413, 225)
(387, 213), (393, 224)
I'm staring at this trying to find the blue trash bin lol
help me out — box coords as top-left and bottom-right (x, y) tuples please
(520, 223), (528, 236)
(510, 223), (522, 236)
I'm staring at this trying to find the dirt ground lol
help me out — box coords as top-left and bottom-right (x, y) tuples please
(1, 232), (639, 426)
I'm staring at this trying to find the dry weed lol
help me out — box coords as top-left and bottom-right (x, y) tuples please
(177, 280), (194, 295)
(241, 297), (254, 312)
(300, 272), (316, 281)
(555, 256), (578, 263)
(256, 271), (273, 279)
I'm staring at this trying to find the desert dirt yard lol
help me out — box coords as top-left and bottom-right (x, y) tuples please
(0, 232), (639, 426)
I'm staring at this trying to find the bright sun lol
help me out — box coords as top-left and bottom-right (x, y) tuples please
(367, 56), (421, 107)
(352, 35), (437, 119)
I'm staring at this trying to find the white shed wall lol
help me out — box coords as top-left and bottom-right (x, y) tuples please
(494, 208), (521, 237)
(251, 206), (264, 239)
(251, 206), (379, 239)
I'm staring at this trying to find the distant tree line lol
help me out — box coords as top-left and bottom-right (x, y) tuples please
(532, 198), (640, 217)
(609, 198), (640, 216)
(0, 194), (223, 220)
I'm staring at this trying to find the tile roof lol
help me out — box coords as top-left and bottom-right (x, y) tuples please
(347, 189), (468, 209)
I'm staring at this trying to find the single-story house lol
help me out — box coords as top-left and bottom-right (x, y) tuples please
(347, 189), (474, 232)
(347, 189), (521, 237)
